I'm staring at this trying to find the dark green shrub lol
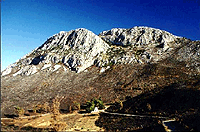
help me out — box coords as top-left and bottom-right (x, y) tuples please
(94, 97), (105, 109)
(85, 97), (105, 112)
(85, 101), (95, 112)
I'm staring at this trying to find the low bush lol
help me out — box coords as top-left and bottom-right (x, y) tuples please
(14, 106), (25, 116)
(85, 97), (105, 112)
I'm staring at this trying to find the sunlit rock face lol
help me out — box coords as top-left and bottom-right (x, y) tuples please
(99, 26), (180, 48)
(99, 26), (182, 64)
(2, 28), (110, 76)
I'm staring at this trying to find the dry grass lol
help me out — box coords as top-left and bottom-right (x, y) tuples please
(14, 106), (25, 116)
(1, 109), (104, 131)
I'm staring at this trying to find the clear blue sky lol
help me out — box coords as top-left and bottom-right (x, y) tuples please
(1, 0), (200, 71)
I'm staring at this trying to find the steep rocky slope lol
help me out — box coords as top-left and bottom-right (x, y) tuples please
(2, 28), (109, 76)
(99, 27), (199, 70)
(99, 26), (179, 47)
(1, 26), (200, 118)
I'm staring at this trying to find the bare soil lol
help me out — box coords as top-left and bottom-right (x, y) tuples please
(1, 110), (104, 131)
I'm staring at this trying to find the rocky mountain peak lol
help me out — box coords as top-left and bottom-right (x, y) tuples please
(99, 26), (180, 48)
(2, 28), (110, 76)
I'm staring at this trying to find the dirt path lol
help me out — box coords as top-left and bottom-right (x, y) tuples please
(102, 111), (169, 119)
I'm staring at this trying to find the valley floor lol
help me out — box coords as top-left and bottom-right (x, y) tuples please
(1, 107), (191, 132)
(1, 110), (104, 131)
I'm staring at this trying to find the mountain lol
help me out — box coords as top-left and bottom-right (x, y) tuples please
(1, 26), (200, 117)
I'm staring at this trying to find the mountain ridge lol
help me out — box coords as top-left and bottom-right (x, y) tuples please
(3, 26), (199, 77)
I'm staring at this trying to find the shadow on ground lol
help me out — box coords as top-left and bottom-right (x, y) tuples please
(95, 113), (166, 131)
(96, 81), (200, 131)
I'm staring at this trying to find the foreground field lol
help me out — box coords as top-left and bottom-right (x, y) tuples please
(1, 110), (104, 131)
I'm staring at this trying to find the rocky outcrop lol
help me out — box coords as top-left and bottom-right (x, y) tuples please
(2, 28), (109, 76)
(99, 26), (182, 64)
(99, 26), (180, 48)
(174, 39), (200, 73)
(34, 28), (110, 73)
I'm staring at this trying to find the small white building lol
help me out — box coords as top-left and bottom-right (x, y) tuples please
(91, 107), (99, 113)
